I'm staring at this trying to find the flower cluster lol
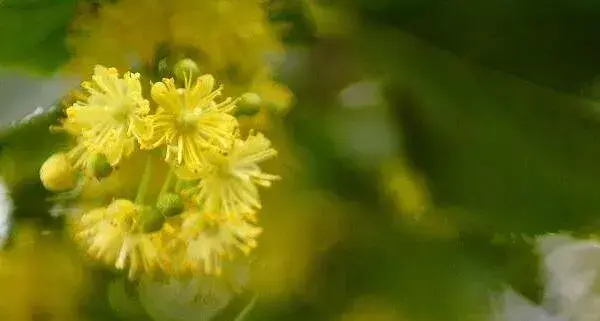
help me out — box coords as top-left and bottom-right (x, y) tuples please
(40, 63), (279, 279)
(66, 0), (293, 119)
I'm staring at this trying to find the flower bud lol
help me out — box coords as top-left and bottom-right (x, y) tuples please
(88, 153), (113, 179)
(156, 193), (184, 218)
(139, 206), (165, 234)
(174, 58), (200, 82)
(40, 153), (77, 192)
(241, 92), (261, 105)
(236, 92), (262, 117)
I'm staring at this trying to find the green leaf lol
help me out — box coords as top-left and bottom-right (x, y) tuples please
(0, 105), (68, 187)
(491, 235), (544, 304)
(107, 278), (149, 320)
(0, 0), (80, 73)
(355, 0), (600, 94)
(362, 29), (600, 234)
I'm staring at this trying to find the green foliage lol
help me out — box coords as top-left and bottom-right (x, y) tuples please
(359, 29), (600, 235)
(0, 0), (80, 73)
(268, 0), (317, 45)
(354, 0), (600, 94)
(0, 106), (67, 184)
(283, 23), (600, 319)
(0, 105), (67, 226)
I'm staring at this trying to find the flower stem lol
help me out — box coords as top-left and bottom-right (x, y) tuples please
(135, 156), (154, 205)
(233, 294), (259, 321)
(159, 168), (174, 197)
(174, 177), (184, 192)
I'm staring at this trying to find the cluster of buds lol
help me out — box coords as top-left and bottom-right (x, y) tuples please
(40, 60), (279, 279)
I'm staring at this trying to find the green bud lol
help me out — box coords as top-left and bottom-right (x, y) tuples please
(174, 58), (200, 82)
(235, 92), (262, 117)
(156, 193), (184, 218)
(88, 153), (113, 179)
(241, 92), (261, 105)
(139, 206), (165, 233)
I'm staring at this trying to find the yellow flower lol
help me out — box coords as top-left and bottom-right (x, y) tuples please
(60, 65), (151, 167)
(65, 0), (289, 104)
(66, 0), (167, 74)
(188, 132), (279, 218)
(67, 0), (284, 74)
(173, 212), (262, 276)
(170, 0), (284, 71)
(73, 199), (161, 279)
(146, 75), (238, 172)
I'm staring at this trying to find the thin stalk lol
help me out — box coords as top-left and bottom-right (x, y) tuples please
(174, 177), (184, 192)
(159, 168), (175, 197)
(233, 294), (259, 321)
(135, 156), (154, 204)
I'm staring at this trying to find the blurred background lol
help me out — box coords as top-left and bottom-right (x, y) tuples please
(3, 0), (600, 320)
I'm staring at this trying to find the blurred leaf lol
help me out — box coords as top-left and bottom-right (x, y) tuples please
(356, 0), (600, 95)
(139, 275), (235, 321)
(309, 223), (501, 321)
(107, 278), (149, 320)
(0, 0), (80, 73)
(0, 105), (67, 187)
(360, 29), (600, 234)
(0, 105), (68, 227)
(494, 235), (545, 304)
(268, 0), (317, 45)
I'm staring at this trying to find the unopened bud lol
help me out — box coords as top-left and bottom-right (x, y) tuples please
(88, 153), (113, 179)
(174, 58), (200, 82)
(236, 92), (262, 117)
(241, 92), (261, 105)
(156, 193), (184, 218)
(40, 153), (77, 192)
(139, 206), (165, 233)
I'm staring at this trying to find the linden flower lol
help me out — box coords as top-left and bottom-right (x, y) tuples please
(146, 75), (238, 172)
(176, 213), (262, 275)
(60, 65), (151, 167)
(189, 131), (279, 217)
(73, 199), (161, 279)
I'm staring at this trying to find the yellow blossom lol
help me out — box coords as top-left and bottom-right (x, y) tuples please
(145, 75), (238, 172)
(73, 199), (162, 279)
(66, 0), (167, 74)
(43, 64), (281, 282)
(59, 65), (151, 167)
(168, 212), (262, 276)
(187, 131), (279, 218)
(66, 0), (284, 74)
(64, 0), (291, 109)
(170, 0), (283, 72)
